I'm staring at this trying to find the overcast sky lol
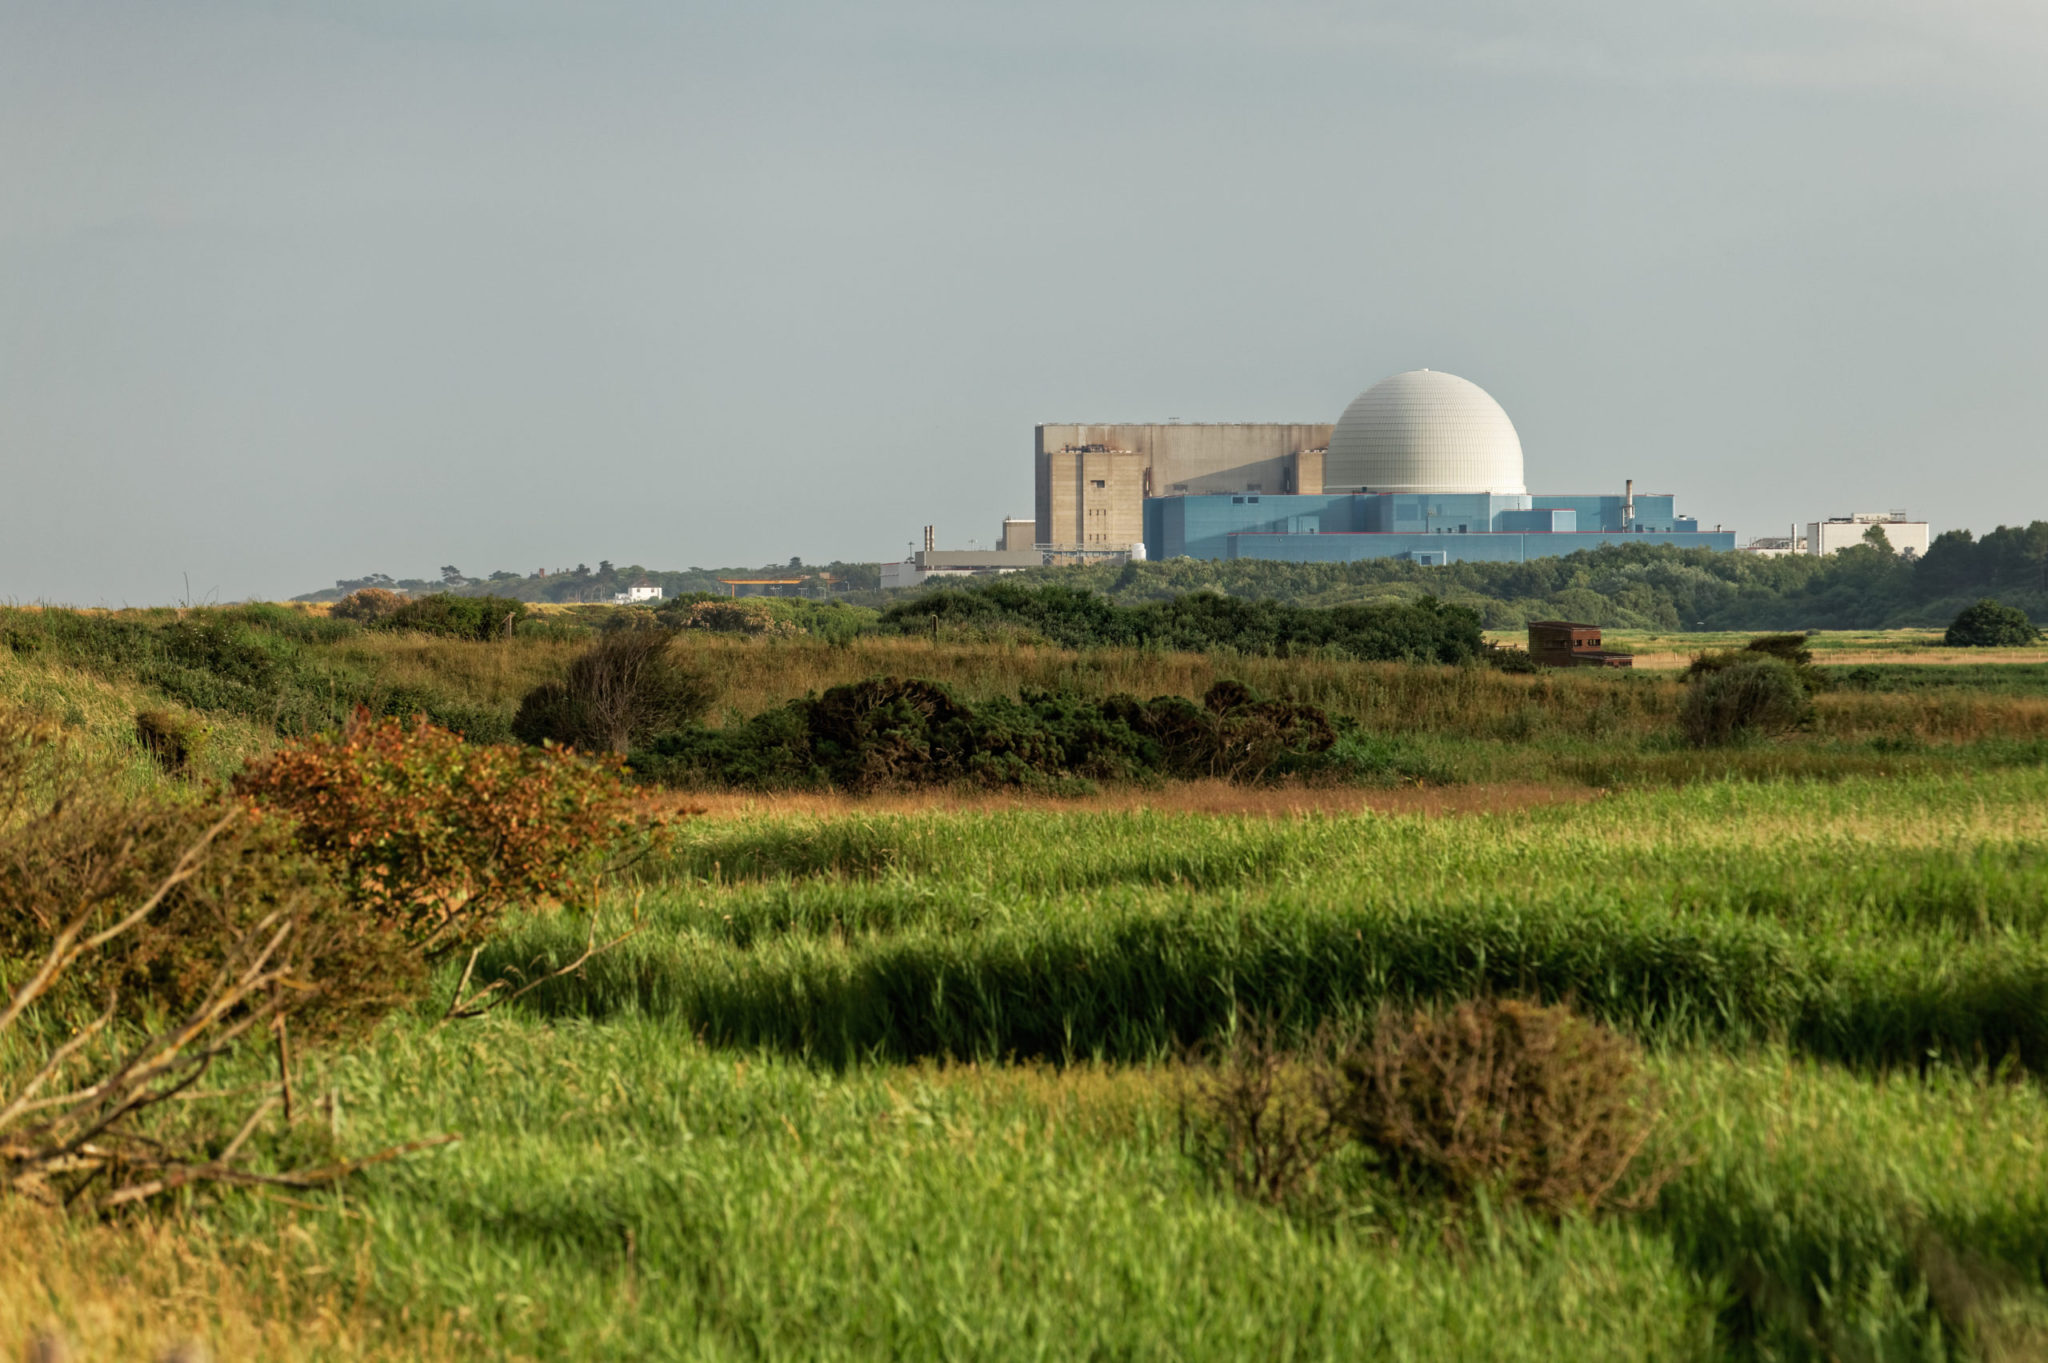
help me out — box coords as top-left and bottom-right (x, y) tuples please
(4, 0), (2046, 603)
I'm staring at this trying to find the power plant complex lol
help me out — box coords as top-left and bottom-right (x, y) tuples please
(1036, 369), (1734, 564)
(882, 368), (1923, 587)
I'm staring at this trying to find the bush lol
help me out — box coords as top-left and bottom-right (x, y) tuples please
(1679, 657), (1814, 748)
(380, 593), (526, 641)
(0, 709), (445, 1209)
(1179, 1024), (1350, 1207)
(134, 708), (208, 777)
(330, 587), (407, 623)
(512, 631), (716, 754)
(1182, 1001), (1669, 1218)
(236, 710), (655, 957)
(1335, 999), (1669, 1216)
(1944, 598), (2040, 648)
(673, 599), (802, 635)
(880, 583), (1484, 663)
(0, 711), (418, 1041)
(633, 677), (1348, 793)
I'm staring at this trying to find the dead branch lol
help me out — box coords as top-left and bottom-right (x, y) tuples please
(440, 899), (642, 1022)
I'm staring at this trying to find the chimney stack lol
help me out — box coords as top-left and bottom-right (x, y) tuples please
(1624, 479), (1635, 528)
(923, 525), (935, 552)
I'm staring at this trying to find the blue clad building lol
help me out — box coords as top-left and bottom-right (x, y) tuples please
(1138, 371), (1733, 564)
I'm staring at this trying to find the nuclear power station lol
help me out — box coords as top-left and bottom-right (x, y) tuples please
(1034, 369), (1734, 564)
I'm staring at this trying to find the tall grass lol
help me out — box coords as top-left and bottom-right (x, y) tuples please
(467, 771), (2048, 1072)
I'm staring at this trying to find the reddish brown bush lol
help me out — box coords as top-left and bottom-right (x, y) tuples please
(0, 708), (439, 1210)
(328, 587), (406, 624)
(1338, 998), (1668, 1216)
(235, 710), (657, 958)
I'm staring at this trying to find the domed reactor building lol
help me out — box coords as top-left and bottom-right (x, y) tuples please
(1033, 370), (1733, 564)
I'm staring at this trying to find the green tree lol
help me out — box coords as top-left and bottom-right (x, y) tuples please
(1943, 598), (2040, 647)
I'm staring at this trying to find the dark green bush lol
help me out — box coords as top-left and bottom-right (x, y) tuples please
(1944, 598), (2040, 648)
(381, 593), (527, 641)
(881, 583), (1483, 663)
(513, 630), (715, 754)
(633, 676), (1351, 792)
(1680, 658), (1814, 748)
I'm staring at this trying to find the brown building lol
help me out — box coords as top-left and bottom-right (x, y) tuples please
(1527, 621), (1634, 669)
(1034, 423), (1332, 551)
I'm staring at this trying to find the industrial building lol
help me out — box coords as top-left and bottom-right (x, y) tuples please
(1806, 512), (1929, 558)
(1035, 370), (1735, 565)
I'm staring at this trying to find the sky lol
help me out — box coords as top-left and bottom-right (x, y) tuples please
(3, 0), (2046, 604)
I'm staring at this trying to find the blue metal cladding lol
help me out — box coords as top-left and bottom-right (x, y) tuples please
(1142, 492), (1723, 562)
(1148, 495), (1364, 560)
(1225, 530), (1738, 563)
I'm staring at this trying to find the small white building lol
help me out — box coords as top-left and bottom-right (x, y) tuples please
(612, 581), (664, 604)
(1805, 512), (1929, 559)
(1739, 535), (1807, 558)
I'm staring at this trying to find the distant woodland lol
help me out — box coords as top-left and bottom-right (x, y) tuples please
(297, 522), (2048, 631)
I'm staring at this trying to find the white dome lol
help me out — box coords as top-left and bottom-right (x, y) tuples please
(1326, 370), (1526, 495)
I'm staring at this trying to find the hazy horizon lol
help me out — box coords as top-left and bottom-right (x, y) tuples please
(5, 0), (2047, 604)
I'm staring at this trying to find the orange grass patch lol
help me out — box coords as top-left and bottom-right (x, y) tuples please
(0, 1205), (477, 1363)
(657, 779), (1601, 822)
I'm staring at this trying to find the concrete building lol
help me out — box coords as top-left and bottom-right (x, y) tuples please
(1034, 424), (1332, 551)
(1127, 370), (1733, 565)
(1806, 512), (1929, 559)
(1739, 534), (1808, 558)
(611, 580), (663, 604)
(881, 523), (1044, 590)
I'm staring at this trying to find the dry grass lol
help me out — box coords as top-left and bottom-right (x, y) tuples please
(321, 634), (588, 709)
(0, 1205), (472, 1363)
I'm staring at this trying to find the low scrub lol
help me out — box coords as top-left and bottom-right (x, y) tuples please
(513, 631), (715, 754)
(0, 709), (426, 1210)
(329, 586), (407, 623)
(1679, 657), (1814, 748)
(1183, 1001), (1669, 1218)
(236, 710), (655, 958)
(380, 593), (527, 641)
(633, 676), (1354, 792)
(134, 707), (208, 777)
(881, 583), (1485, 664)
(1339, 999), (1668, 1215)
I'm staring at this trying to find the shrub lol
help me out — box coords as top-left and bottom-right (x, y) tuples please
(329, 587), (407, 623)
(512, 631), (716, 754)
(1336, 999), (1668, 1216)
(236, 710), (654, 957)
(0, 708), (428, 1209)
(632, 677), (1346, 792)
(1944, 598), (2040, 648)
(1685, 633), (1829, 692)
(134, 708), (208, 777)
(880, 583), (1484, 663)
(673, 600), (802, 635)
(380, 593), (527, 641)
(1679, 657), (1814, 748)
(1179, 1024), (1349, 1206)
(1481, 642), (1540, 674)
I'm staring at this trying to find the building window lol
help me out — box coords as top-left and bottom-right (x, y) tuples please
(1091, 479), (1106, 488)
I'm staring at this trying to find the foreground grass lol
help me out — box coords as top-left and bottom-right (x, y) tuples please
(13, 1024), (2047, 1361)
(10, 732), (2048, 1357)
(486, 771), (2048, 1072)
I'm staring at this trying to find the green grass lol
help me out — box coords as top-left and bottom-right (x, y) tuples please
(466, 774), (2048, 1075)
(11, 615), (2048, 1358)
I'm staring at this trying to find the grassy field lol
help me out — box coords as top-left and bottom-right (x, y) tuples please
(9, 770), (2048, 1359)
(7, 610), (2048, 1358)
